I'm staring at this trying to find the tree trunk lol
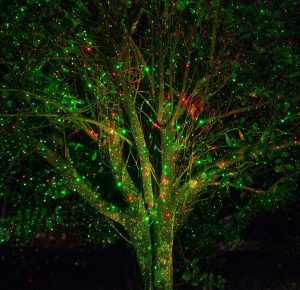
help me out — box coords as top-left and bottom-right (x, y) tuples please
(132, 219), (174, 290)
(153, 220), (174, 289)
(132, 235), (153, 289)
(129, 219), (153, 289)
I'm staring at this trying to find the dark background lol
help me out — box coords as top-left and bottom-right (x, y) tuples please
(1, 197), (300, 290)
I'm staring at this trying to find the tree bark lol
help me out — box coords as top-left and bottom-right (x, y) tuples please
(152, 219), (174, 290)
(131, 218), (174, 289)
(132, 232), (153, 289)
(128, 214), (153, 290)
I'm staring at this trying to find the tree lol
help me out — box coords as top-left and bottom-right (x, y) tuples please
(1, 0), (299, 289)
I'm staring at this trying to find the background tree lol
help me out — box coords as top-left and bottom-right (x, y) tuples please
(1, 0), (299, 289)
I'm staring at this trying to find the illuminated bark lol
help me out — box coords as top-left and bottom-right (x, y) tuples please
(129, 214), (174, 289)
(152, 221), (174, 290)
(131, 225), (153, 289)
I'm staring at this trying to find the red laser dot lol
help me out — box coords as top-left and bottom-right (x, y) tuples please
(85, 46), (92, 53)
(153, 122), (159, 128)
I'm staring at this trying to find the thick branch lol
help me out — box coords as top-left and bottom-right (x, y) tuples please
(159, 128), (176, 200)
(123, 98), (154, 210)
(176, 148), (245, 204)
(108, 134), (139, 199)
(0, 113), (133, 146)
(74, 116), (133, 146)
(36, 141), (127, 225)
(176, 137), (300, 209)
